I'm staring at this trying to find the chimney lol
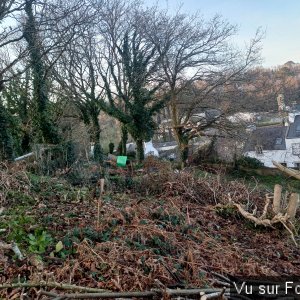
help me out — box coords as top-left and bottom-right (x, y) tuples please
(284, 116), (289, 126)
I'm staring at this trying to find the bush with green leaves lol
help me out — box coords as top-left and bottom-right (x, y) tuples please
(236, 156), (264, 169)
(28, 229), (53, 254)
(4, 214), (35, 244)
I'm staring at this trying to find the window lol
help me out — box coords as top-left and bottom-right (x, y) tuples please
(281, 163), (287, 167)
(275, 137), (283, 145)
(292, 143), (300, 156)
(294, 163), (300, 169)
(255, 145), (263, 155)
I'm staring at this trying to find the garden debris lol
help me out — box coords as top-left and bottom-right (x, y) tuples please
(0, 241), (24, 260)
(229, 184), (299, 245)
(0, 162), (299, 299)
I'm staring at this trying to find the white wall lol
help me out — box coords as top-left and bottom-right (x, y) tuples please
(245, 150), (287, 168)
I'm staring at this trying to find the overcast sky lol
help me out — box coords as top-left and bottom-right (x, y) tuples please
(145, 0), (300, 68)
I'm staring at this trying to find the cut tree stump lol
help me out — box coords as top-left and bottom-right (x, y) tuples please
(273, 184), (282, 214)
(228, 183), (299, 246)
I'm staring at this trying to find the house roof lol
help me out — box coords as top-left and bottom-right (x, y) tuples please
(286, 115), (300, 138)
(244, 126), (287, 152)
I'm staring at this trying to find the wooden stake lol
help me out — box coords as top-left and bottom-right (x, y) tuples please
(99, 178), (105, 194)
(273, 184), (282, 214)
(97, 179), (105, 229)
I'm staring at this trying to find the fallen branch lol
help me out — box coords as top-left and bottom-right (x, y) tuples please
(233, 203), (272, 227)
(40, 288), (229, 299)
(14, 152), (34, 162)
(201, 287), (227, 299)
(272, 161), (300, 180)
(0, 281), (107, 293)
(0, 242), (24, 260)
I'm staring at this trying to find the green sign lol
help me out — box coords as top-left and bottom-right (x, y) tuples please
(117, 156), (127, 167)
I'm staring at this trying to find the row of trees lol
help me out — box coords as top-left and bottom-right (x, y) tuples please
(0, 0), (263, 164)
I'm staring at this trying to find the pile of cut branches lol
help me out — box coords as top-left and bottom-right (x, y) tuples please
(0, 162), (31, 206)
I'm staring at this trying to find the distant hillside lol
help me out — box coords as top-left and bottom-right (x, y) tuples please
(234, 61), (300, 112)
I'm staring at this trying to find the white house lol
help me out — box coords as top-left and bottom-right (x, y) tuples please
(244, 115), (300, 168)
(126, 140), (159, 157)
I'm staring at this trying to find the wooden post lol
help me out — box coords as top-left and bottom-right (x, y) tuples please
(97, 179), (105, 229)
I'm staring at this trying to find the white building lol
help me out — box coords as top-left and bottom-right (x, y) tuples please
(244, 115), (300, 168)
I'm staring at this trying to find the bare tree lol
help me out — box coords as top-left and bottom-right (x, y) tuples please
(148, 10), (263, 165)
(0, 0), (26, 91)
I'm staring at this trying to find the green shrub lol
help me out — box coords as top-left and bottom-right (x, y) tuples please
(28, 229), (53, 254)
(4, 214), (35, 244)
(236, 156), (264, 169)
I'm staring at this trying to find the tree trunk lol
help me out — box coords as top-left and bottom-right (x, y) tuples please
(20, 70), (31, 154)
(172, 121), (189, 168)
(177, 130), (189, 168)
(0, 102), (14, 161)
(92, 117), (102, 163)
(21, 130), (31, 154)
(169, 93), (189, 168)
(136, 139), (144, 163)
(121, 125), (128, 156)
(24, 0), (59, 144)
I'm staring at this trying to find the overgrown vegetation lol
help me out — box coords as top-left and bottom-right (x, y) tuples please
(1, 0), (300, 299)
(236, 156), (264, 169)
(0, 159), (299, 298)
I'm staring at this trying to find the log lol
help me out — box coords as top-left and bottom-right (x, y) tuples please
(272, 161), (300, 180)
(14, 152), (34, 161)
(273, 184), (282, 214)
(0, 281), (107, 292)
